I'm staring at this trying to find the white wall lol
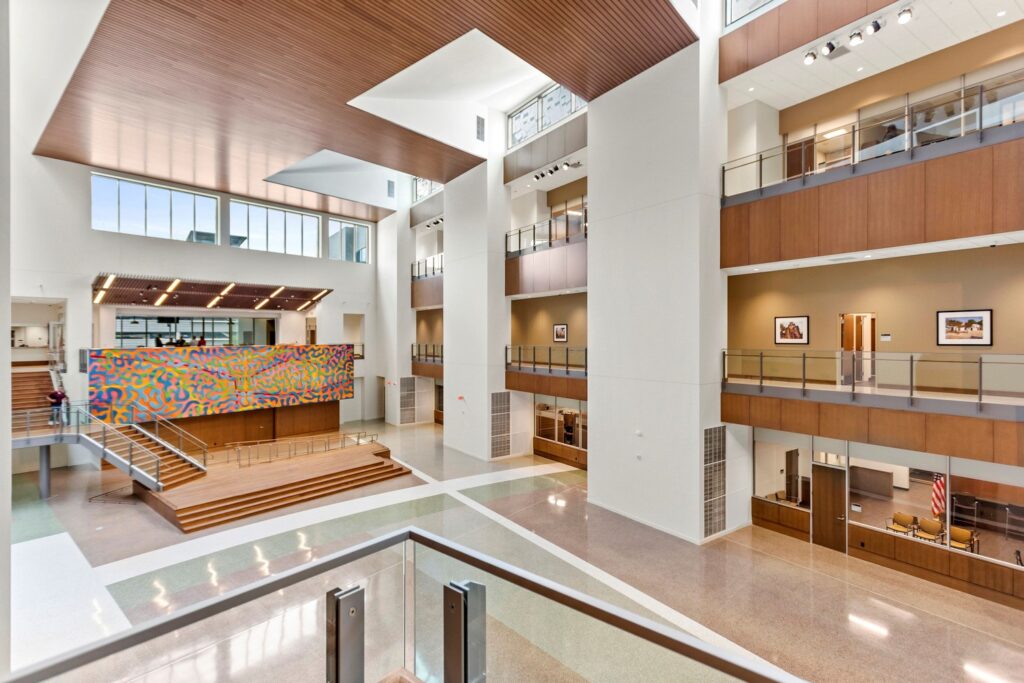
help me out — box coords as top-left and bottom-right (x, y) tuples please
(510, 190), (548, 230)
(726, 99), (782, 194)
(587, 0), (732, 543)
(0, 0), (11, 672)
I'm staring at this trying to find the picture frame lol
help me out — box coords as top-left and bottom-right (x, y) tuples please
(553, 324), (568, 343)
(937, 309), (992, 346)
(774, 316), (809, 345)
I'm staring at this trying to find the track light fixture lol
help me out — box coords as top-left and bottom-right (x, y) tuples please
(897, 7), (912, 24)
(820, 41), (836, 56)
(849, 31), (863, 46)
(803, 51), (817, 65)
(533, 174), (541, 180)
(865, 20), (881, 35)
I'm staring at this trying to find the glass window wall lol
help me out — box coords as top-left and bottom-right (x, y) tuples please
(507, 84), (587, 149)
(534, 395), (587, 450)
(328, 219), (371, 263)
(753, 429), (811, 507)
(229, 199), (320, 257)
(115, 316), (275, 348)
(92, 174), (218, 244)
(949, 459), (1024, 567)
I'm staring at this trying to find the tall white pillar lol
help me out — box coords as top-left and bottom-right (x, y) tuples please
(0, 0), (11, 670)
(442, 111), (512, 460)
(587, 0), (743, 542)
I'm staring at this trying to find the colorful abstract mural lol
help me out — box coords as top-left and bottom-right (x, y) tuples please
(88, 345), (354, 423)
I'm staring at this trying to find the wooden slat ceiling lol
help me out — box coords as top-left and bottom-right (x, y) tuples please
(36, 0), (696, 217)
(91, 273), (331, 311)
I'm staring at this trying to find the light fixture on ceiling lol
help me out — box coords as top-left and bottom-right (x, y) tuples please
(823, 127), (848, 140)
(865, 19), (882, 34)
(803, 51), (817, 65)
(207, 296), (222, 309)
(857, 66), (864, 72)
(93, 289), (106, 304)
(897, 7), (912, 24)
(154, 293), (169, 306)
(562, 161), (570, 170)
(166, 278), (181, 293)
(312, 289), (329, 301)
(533, 174), (541, 180)
(849, 31), (863, 46)
(269, 286), (285, 298)
(102, 274), (117, 289)
(747, 86), (755, 92)
(297, 301), (313, 312)
(254, 298), (270, 310)
(997, 9), (1007, 17)
(220, 282), (235, 296)
(820, 41), (837, 56)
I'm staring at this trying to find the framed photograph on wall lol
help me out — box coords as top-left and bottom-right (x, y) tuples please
(553, 324), (568, 343)
(937, 309), (992, 346)
(774, 316), (809, 345)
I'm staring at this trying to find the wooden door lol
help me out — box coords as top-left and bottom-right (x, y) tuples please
(243, 408), (274, 442)
(812, 464), (847, 552)
(840, 314), (856, 384)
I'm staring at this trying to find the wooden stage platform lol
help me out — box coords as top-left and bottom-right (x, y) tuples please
(135, 442), (410, 532)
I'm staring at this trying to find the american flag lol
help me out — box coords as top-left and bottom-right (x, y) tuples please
(931, 473), (946, 518)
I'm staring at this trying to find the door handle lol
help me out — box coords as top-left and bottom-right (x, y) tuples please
(837, 516), (846, 521)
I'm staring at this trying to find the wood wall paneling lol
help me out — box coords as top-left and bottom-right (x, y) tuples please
(532, 249), (551, 293)
(721, 393), (751, 424)
(818, 403), (869, 442)
(1017, 569), (1024, 599)
(778, 505), (811, 533)
(864, 0), (892, 11)
(993, 138), (1024, 234)
(868, 408), (926, 452)
(749, 195), (781, 264)
(894, 536), (950, 575)
(994, 421), (1024, 467)
(533, 437), (587, 470)
(412, 361), (443, 380)
(505, 257), (520, 296)
(778, 0), (818, 54)
(817, 0), (867, 36)
(748, 395), (781, 429)
(925, 147), (993, 242)
(746, 7), (779, 70)
(565, 377), (588, 401)
(949, 553), (1015, 594)
(720, 203), (750, 268)
(780, 398), (819, 434)
(719, 23), (748, 82)
(751, 497), (780, 524)
(848, 524), (895, 558)
(925, 414), (993, 462)
(867, 164), (926, 249)
(411, 276), (443, 309)
(780, 187), (819, 260)
(818, 176), (867, 255)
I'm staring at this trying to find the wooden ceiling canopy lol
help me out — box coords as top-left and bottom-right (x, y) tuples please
(91, 273), (331, 312)
(35, 1), (696, 216)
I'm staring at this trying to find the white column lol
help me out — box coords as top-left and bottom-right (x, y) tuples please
(442, 111), (511, 459)
(375, 176), (415, 426)
(0, 0), (11, 670)
(587, 0), (740, 542)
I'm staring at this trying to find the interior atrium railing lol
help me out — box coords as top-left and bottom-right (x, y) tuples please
(505, 209), (588, 256)
(506, 345), (587, 376)
(411, 343), (443, 363)
(411, 252), (444, 279)
(5, 527), (796, 683)
(722, 67), (1024, 197)
(723, 349), (1024, 407)
(348, 342), (365, 359)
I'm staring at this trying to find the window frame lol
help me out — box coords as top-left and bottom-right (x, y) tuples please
(228, 198), (322, 258)
(91, 172), (220, 244)
(506, 83), (587, 150)
(327, 217), (372, 264)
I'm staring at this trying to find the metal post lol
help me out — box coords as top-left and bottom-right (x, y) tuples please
(909, 355), (915, 407)
(851, 352), (857, 401)
(758, 352), (764, 393)
(721, 350), (726, 387)
(978, 357), (984, 412)
(547, 346), (552, 374)
(801, 353), (807, 397)
(978, 84), (985, 141)
(443, 581), (486, 683)
(756, 153), (763, 192)
(39, 445), (51, 499)
(584, 347), (587, 375)
(326, 586), (364, 683)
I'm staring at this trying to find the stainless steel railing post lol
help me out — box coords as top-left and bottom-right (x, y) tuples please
(851, 353), (857, 401)
(758, 352), (764, 393)
(978, 357), (984, 412)
(909, 355), (915, 407)
(801, 353), (807, 397)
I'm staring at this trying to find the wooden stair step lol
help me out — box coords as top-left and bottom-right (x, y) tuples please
(176, 461), (393, 518)
(178, 465), (409, 532)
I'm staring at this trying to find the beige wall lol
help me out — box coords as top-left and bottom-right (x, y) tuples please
(547, 177), (587, 207)
(511, 293), (587, 347)
(416, 308), (443, 345)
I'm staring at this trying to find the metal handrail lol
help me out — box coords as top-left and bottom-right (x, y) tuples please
(227, 432), (378, 467)
(411, 343), (444, 363)
(722, 66), (1024, 196)
(410, 252), (444, 279)
(505, 344), (588, 375)
(505, 208), (589, 256)
(128, 404), (208, 468)
(4, 527), (797, 683)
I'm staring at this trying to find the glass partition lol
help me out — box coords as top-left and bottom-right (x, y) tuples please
(949, 459), (1024, 567)
(753, 429), (811, 507)
(533, 395), (587, 450)
(116, 315), (273, 348)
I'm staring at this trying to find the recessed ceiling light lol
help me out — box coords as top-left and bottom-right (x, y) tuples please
(820, 41), (837, 56)
(166, 278), (181, 293)
(849, 31), (864, 46)
(857, 66), (864, 72)
(102, 274), (117, 289)
(747, 86), (755, 92)
(997, 10), (1007, 17)
(254, 298), (270, 310)
(866, 20), (882, 35)
(897, 7), (912, 24)
(823, 127), (848, 139)
(269, 286), (285, 298)
(220, 282), (235, 296)
(804, 52), (817, 65)
(154, 293), (169, 306)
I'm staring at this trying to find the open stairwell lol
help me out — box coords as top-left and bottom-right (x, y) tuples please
(11, 371), (54, 413)
(112, 426), (206, 489)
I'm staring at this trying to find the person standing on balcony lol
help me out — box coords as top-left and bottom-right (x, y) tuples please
(47, 386), (68, 426)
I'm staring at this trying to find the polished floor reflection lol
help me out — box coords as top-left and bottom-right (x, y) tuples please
(12, 420), (1024, 682)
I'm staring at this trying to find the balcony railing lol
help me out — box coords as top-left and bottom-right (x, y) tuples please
(722, 67), (1024, 197)
(506, 345), (587, 377)
(347, 342), (365, 359)
(5, 527), (793, 683)
(723, 349), (1024, 409)
(506, 209), (588, 256)
(411, 252), (444, 280)
(411, 343), (443, 364)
